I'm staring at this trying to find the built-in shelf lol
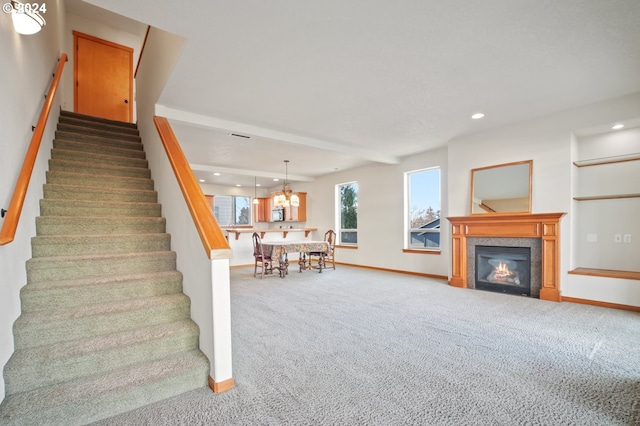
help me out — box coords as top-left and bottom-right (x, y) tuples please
(573, 193), (640, 201)
(573, 152), (640, 167)
(569, 268), (640, 281)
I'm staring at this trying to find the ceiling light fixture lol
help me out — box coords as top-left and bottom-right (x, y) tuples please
(253, 176), (260, 205)
(611, 123), (624, 130)
(273, 160), (299, 207)
(471, 113), (485, 120)
(10, 1), (46, 35)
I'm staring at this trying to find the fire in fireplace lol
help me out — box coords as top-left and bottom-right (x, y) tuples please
(475, 245), (531, 296)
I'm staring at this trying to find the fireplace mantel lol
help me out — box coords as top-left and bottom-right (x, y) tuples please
(447, 213), (566, 302)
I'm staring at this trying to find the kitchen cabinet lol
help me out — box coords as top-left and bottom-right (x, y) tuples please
(254, 197), (272, 223)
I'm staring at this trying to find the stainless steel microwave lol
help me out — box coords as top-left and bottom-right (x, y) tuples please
(272, 208), (284, 222)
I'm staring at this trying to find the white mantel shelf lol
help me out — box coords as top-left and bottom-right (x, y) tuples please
(226, 228), (318, 241)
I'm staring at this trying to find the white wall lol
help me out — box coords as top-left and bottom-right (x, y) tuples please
(0, 0), (66, 402)
(448, 92), (640, 307)
(306, 147), (449, 277)
(134, 27), (230, 367)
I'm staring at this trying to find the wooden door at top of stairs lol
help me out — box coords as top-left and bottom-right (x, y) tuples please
(74, 31), (133, 123)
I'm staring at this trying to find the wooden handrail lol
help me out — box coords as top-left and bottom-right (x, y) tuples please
(153, 116), (232, 259)
(0, 54), (68, 246)
(134, 26), (151, 79)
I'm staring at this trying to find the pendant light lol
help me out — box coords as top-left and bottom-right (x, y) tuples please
(273, 160), (299, 207)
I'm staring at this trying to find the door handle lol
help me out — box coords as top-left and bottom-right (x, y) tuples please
(124, 99), (129, 104)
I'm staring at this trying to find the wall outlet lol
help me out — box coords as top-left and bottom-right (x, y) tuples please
(623, 234), (632, 243)
(614, 234), (622, 243)
(587, 234), (598, 243)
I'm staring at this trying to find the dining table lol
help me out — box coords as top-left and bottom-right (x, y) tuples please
(260, 240), (330, 278)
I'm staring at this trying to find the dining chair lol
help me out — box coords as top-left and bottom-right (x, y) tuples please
(308, 229), (336, 270)
(252, 232), (278, 278)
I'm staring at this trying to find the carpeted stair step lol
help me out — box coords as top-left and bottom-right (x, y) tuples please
(57, 123), (141, 142)
(55, 130), (143, 150)
(39, 198), (162, 217)
(0, 349), (209, 426)
(59, 115), (141, 136)
(51, 148), (148, 169)
(20, 270), (183, 312)
(36, 216), (166, 235)
(46, 171), (155, 191)
(43, 183), (158, 203)
(53, 139), (146, 159)
(48, 158), (151, 179)
(53, 133), (144, 154)
(60, 109), (138, 130)
(13, 293), (191, 350)
(4, 320), (200, 395)
(56, 123), (141, 143)
(31, 233), (171, 257)
(26, 251), (176, 283)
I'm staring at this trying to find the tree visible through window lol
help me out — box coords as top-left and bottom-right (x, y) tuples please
(338, 182), (358, 245)
(406, 168), (440, 249)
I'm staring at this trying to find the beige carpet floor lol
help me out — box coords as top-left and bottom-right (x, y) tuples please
(93, 266), (640, 425)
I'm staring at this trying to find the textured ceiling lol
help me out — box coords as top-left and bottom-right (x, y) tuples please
(80, 0), (640, 187)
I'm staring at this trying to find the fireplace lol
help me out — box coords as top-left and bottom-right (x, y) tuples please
(447, 213), (565, 302)
(475, 245), (531, 296)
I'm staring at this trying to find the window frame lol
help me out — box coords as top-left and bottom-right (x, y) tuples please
(336, 181), (358, 246)
(213, 195), (252, 227)
(404, 167), (441, 252)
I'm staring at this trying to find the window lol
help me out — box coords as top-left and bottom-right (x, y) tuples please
(405, 168), (440, 250)
(337, 182), (358, 245)
(213, 196), (251, 226)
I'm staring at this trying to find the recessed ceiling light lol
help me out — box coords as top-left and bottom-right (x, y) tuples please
(273, 178), (279, 182)
(236, 184), (242, 187)
(612, 123), (624, 130)
(471, 113), (485, 120)
(199, 179), (205, 183)
(256, 183), (261, 187)
(213, 172), (221, 176)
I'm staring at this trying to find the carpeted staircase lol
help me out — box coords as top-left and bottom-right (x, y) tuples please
(0, 111), (210, 425)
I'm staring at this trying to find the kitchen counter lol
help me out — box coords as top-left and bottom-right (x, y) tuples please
(225, 227), (318, 240)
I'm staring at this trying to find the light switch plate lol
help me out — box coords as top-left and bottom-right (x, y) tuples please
(623, 234), (632, 243)
(614, 234), (622, 243)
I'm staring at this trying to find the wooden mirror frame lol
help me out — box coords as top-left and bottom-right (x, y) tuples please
(470, 160), (532, 215)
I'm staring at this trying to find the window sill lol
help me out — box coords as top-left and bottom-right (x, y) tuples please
(402, 249), (441, 255)
(336, 245), (358, 250)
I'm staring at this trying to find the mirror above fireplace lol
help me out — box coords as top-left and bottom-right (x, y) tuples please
(470, 160), (532, 214)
